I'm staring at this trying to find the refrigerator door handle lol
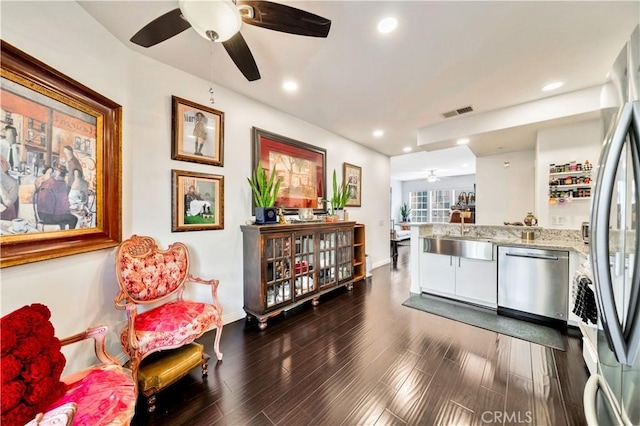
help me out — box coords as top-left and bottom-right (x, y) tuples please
(591, 100), (640, 366)
(584, 374), (628, 426)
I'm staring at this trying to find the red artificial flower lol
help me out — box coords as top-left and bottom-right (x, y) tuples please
(21, 356), (51, 383)
(28, 303), (51, 321)
(1, 354), (23, 384)
(0, 325), (17, 355)
(49, 350), (66, 379)
(1, 402), (36, 426)
(11, 336), (45, 362)
(0, 380), (25, 413)
(24, 376), (53, 406)
(1, 303), (67, 425)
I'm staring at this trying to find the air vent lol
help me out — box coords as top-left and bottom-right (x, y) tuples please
(441, 105), (474, 118)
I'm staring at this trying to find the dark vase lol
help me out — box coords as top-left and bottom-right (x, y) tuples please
(255, 207), (277, 225)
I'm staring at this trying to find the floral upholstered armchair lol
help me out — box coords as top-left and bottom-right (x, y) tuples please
(114, 235), (223, 380)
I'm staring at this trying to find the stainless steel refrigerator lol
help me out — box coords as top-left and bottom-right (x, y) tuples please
(586, 25), (640, 425)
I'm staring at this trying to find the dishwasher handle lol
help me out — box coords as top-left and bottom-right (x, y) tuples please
(504, 252), (559, 261)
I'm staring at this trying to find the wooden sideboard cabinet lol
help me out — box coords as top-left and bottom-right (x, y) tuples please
(241, 221), (356, 330)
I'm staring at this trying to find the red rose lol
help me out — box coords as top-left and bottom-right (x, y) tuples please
(1, 354), (23, 384)
(30, 317), (54, 343)
(0, 325), (17, 355)
(24, 377), (66, 410)
(21, 356), (51, 383)
(24, 376), (53, 406)
(1, 402), (36, 426)
(28, 303), (51, 321)
(49, 350), (66, 379)
(0, 380), (25, 413)
(48, 337), (62, 354)
(1, 311), (29, 339)
(11, 336), (44, 361)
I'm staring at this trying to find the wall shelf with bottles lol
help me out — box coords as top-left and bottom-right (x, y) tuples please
(548, 160), (593, 202)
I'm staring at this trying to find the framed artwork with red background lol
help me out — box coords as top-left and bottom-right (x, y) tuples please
(251, 127), (326, 215)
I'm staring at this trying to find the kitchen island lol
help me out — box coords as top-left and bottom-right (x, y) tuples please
(407, 223), (588, 326)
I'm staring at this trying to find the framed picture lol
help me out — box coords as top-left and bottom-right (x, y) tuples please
(252, 127), (326, 214)
(0, 41), (122, 268)
(172, 96), (224, 167)
(172, 169), (224, 232)
(343, 162), (362, 207)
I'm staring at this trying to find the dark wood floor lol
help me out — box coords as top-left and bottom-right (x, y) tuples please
(132, 245), (588, 426)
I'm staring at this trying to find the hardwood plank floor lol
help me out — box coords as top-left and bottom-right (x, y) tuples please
(131, 244), (588, 426)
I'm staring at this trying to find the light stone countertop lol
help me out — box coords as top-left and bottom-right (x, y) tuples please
(414, 223), (589, 256)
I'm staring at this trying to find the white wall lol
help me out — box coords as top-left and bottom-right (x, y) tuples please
(390, 178), (402, 225)
(475, 150), (535, 225)
(0, 1), (390, 373)
(535, 119), (602, 228)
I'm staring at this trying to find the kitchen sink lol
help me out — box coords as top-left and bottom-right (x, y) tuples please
(437, 235), (494, 242)
(423, 236), (495, 261)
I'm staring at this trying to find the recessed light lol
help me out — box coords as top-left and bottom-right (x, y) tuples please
(373, 129), (384, 137)
(456, 138), (470, 145)
(403, 147), (412, 153)
(462, 163), (469, 167)
(282, 80), (298, 92)
(542, 81), (564, 91)
(377, 17), (397, 34)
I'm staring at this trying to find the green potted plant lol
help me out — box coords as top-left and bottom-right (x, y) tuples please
(400, 203), (411, 223)
(325, 169), (350, 221)
(247, 163), (281, 224)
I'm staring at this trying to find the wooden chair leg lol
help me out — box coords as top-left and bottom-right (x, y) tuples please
(213, 325), (223, 361)
(146, 395), (156, 413)
(201, 352), (210, 376)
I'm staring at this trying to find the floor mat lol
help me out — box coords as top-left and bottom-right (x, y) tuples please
(403, 293), (567, 351)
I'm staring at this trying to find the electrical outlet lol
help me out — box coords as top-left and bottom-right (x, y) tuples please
(378, 220), (384, 226)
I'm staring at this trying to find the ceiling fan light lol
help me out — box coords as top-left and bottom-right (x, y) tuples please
(427, 175), (437, 183)
(179, 0), (242, 42)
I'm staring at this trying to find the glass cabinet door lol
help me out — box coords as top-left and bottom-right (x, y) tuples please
(336, 229), (353, 281)
(317, 231), (336, 288)
(294, 232), (315, 299)
(264, 235), (292, 308)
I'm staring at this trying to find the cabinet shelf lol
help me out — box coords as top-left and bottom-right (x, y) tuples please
(549, 197), (591, 200)
(550, 184), (592, 189)
(549, 170), (592, 177)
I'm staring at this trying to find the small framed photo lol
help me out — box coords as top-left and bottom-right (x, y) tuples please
(172, 170), (224, 232)
(171, 96), (224, 167)
(343, 162), (362, 207)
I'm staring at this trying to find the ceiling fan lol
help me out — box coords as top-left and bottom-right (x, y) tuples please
(129, 0), (331, 82)
(426, 170), (441, 183)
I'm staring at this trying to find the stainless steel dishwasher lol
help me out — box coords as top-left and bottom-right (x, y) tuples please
(497, 246), (569, 324)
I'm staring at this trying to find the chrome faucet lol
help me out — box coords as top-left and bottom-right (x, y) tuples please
(450, 209), (469, 236)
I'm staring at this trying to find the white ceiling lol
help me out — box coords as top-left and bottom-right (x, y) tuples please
(78, 1), (639, 180)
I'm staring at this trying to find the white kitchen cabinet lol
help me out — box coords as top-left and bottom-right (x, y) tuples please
(420, 252), (455, 294)
(455, 256), (497, 306)
(420, 251), (497, 308)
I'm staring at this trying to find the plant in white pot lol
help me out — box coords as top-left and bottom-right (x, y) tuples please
(325, 169), (350, 221)
(400, 203), (411, 222)
(247, 163), (281, 224)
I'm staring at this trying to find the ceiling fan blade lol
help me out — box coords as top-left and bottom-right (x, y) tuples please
(237, 1), (331, 38)
(222, 32), (261, 81)
(130, 8), (192, 48)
